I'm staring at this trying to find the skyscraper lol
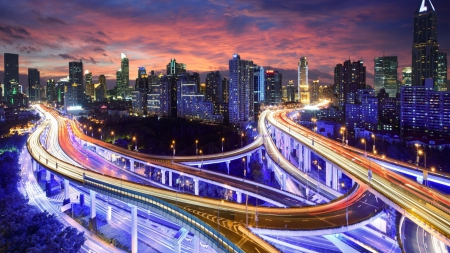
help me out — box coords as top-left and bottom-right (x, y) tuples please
(402, 67), (412, 86)
(437, 52), (448, 91)
(228, 54), (254, 126)
(264, 70), (282, 105)
(287, 80), (295, 102)
(69, 61), (84, 106)
(85, 70), (94, 98)
(46, 79), (56, 103)
(334, 60), (366, 109)
(120, 53), (129, 98)
(310, 80), (320, 104)
(298, 57), (310, 105)
(374, 56), (398, 96)
(411, 0), (446, 90)
(253, 65), (265, 117)
(116, 69), (123, 99)
(4, 53), (19, 105)
(205, 71), (222, 113)
(28, 68), (40, 102)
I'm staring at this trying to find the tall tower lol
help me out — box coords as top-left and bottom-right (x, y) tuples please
(85, 70), (94, 98)
(228, 53), (254, 126)
(374, 56), (398, 96)
(119, 53), (129, 99)
(28, 68), (40, 102)
(4, 53), (19, 105)
(412, 0), (443, 89)
(298, 57), (310, 105)
(69, 61), (83, 105)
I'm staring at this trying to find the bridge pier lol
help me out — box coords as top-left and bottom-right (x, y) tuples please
(89, 190), (98, 231)
(161, 169), (166, 185)
(32, 159), (37, 172)
(332, 166), (339, 190)
(128, 204), (138, 253)
(258, 148), (263, 163)
(303, 148), (310, 172)
(194, 178), (199, 195)
(130, 159), (135, 172)
(173, 228), (188, 253)
(226, 161), (230, 174)
(107, 205), (112, 224)
(46, 169), (51, 181)
(236, 191), (242, 203)
(281, 173), (287, 191)
(326, 163), (332, 187)
(169, 171), (173, 187)
(63, 179), (70, 205)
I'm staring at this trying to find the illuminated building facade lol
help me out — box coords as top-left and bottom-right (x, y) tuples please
(374, 56), (398, 96)
(28, 68), (40, 102)
(264, 69), (282, 105)
(298, 56), (310, 105)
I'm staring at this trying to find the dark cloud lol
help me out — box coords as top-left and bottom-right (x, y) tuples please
(57, 35), (71, 43)
(17, 46), (41, 53)
(58, 53), (77, 60)
(85, 37), (107, 45)
(38, 16), (67, 25)
(0, 25), (30, 39)
(93, 47), (105, 52)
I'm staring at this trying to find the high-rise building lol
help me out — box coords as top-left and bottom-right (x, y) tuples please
(69, 61), (84, 106)
(120, 53), (129, 98)
(164, 59), (187, 117)
(411, 0), (447, 90)
(222, 78), (229, 103)
(334, 60), (366, 110)
(402, 67), (412, 86)
(287, 80), (295, 102)
(205, 71), (222, 113)
(228, 53), (254, 126)
(264, 70), (282, 105)
(345, 89), (378, 132)
(298, 57), (310, 105)
(4, 53), (19, 105)
(95, 75), (106, 102)
(437, 52), (448, 91)
(310, 80), (320, 104)
(166, 59), (186, 76)
(374, 56), (398, 96)
(378, 89), (400, 133)
(400, 79), (450, 138)
(253, 65), (265, 117)
(135, 67), (149, 92)
(85, 70), (94, 98)
(147, 71), (161, 116)
(116, 69), (123, 99)
(28, 68), (40, 102)
(46, 79), (56, 103)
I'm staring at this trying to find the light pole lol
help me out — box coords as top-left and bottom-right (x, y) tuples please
(371, 134), (376, 153)
(341, 182), (349, 228)
(89, 126), (92, 137)
(195, 140), (198, 156)
(99, 128), (102, 140)
(418, 150), (426, 169)
(312, 118), (317, 132)
(241, 133), (244, 147)
(222, 137), (224, 154)
(361, 139), (367, 157)
(340, 126), (346, 145)
(83, 125), (86, 134)
(415, 143), (420, 169)
(199, 150), (203, 169)
(111, 131), (115, 145)
(133, 136), (137, 151)
(243, 157), (246, 178)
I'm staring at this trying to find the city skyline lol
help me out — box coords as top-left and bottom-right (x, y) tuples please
(0, 0), (450, 88)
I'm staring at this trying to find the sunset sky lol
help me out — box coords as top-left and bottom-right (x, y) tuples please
(1, 0), (449, 88)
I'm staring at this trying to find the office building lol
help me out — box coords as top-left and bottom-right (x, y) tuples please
(119, 53), (130, 99)
(310, 80), (320, 104)
(147, 71), (161, 116)
(253, 65), (265, 117)
(402, 67), (412, 86)
(4, 53), (19, 105)
(228, 54), (254, 126)
(287, 80), (295, 102)
(116, 69), (123, 99)
(264, 70), (282, 105)
(374, 56), (398, 96)
(131, 91), (145, 115)
(334, 60), (367, 109)
(377, 89), (400, 133)
(437, 52), (448, 91)
(95, 75), (107, 102)
(298, 56), (310, 105)
(222, 78), (229, 103)
(345, 89), (378, 132)
(400, 79), (450, 138)
(46, 79), (56, 103)
(85, 70), (94, 98)
(205, 71), (222, 113)
(28, 68), (40, 102)
(68, 61), (84, 106)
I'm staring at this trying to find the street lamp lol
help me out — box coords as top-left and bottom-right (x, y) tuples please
(340, 126), (346, 145)
(195, 140), (198, 156)
(89, 126), (92, 137)
(361, 139), (367, 157)
(371, 134), (376, 153)
(172, 140), (176, 158)
(431, 167), (436, 172)
(111, 131), (115, 145)
(341, 182), (349, 228)
(98, 128), (102, 140)
(418, 150), (426, 169)
(415, 143), (420, 168)
(312, 118), (317, 132)
(241, 133), (244, 147)
(222, 137), (224, 154)
(83, 125), (86, 134)
(199, 150), (203, 169)
(243, 157), (246, 178)
(133, 136), (137, 151)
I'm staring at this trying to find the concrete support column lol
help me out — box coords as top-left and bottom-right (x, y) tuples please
(107, 206), (112, 224)
(173, 228), (188, 253)
(193, 235), (200, 253)
(332, 166), (338, 190)
(46, 170), (51, 182)
(130, 159), (135, 172)
(304, 148), (310, 172)
(258, 148), (263, 162)
(63, 179), (70, 203)
(161, 169), (166, 185)
(169, 171), (173, 187)
(236, 191), (242, 203)
(281, 173), (287, 191)
(338, 170), (342, 182)
(326, 163), (332, 188)
(226, 161), (230, 174)
(194, 178), (199, 195)
(32, 159), (37, 172)
(89, 190), (98, 231)
(128, 204), (138, 253)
